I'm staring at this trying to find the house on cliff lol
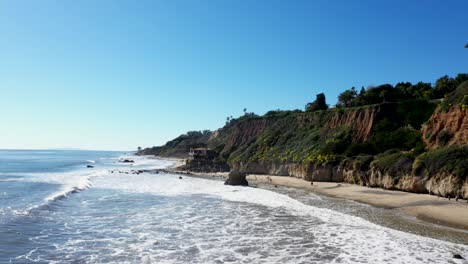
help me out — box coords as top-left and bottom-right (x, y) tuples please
(189, 148), (216, 160)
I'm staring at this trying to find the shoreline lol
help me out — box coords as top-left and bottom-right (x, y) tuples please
(245, 175), (468, 231)
(164, 165), (468, 232)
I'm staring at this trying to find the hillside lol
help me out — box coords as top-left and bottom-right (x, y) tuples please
(138, 76), (468, 199)
(137, 130), (212, 158)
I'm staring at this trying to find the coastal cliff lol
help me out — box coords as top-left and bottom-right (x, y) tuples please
(422, 106), (468, 148)
(138, 78), (468, 199)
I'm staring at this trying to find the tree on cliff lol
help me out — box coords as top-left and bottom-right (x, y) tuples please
(337, 87), (357, 107)
(433, 74), (468, 99)
(306, 93), (328, 112)
(434, 75), (457, 98)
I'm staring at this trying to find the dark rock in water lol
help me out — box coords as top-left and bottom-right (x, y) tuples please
(224, 169), (248, 186)
(179, 176), (183, 179)
(120, 159), (134, 163)
(86, 165), (94, 168)
(453, 254), (464, 259)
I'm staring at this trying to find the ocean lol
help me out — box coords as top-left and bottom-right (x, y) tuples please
(0, 150), (467, 263)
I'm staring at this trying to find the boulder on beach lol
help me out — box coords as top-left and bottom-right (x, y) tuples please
(224, 169), (248, 186)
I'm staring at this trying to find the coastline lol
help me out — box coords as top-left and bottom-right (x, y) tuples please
(165, 163), (468, 232)
(246, 175), (468, 231)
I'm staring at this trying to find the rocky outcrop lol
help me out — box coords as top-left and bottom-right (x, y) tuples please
(395, 176), (427, 193)
(225, 169), (248, 186)
(422, 106), (468, 148)
(425, 172), (467, 198)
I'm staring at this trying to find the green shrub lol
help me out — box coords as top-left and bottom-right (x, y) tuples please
(445, 81), (468, 105)
(439, 96), (451, 112)
(372, 150), (407, 173)
(352, 155), (374, 170)
(371, 126), (423, 153)
(345, 142), (378, 156)
(415, 146), (468, 179)
(321, 139), (349, 155)
(372, 149), (416, 175)
(461, 95), (468, 111)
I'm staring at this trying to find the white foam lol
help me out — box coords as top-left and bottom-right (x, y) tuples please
(116, 155), (178, 169)
(91, 169), (468, 263)
(8, 156), (174, 214)
(44, 176), (92, 202)
(8, 155), (468, 263)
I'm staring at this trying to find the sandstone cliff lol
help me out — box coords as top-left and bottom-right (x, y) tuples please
(422, 106), (468, 148)
(138, 92), (467, 200)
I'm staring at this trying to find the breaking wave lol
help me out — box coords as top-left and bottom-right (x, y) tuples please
(44, 176), (92, 202)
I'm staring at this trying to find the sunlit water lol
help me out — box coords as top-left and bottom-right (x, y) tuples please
(1, 150), (467, 263)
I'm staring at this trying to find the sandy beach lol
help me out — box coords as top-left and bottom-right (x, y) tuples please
(169, 164), (468, 231)
(246, 174), (468, 231)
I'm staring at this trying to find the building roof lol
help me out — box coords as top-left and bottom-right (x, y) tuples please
(191, 147), (210, 151)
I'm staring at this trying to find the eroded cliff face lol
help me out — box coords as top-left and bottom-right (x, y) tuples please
(220, 103), (467, 199)
(422, 106), (468, 148)
(209, 116), (279, 159)
(212, 105), (382, 159)
(144, 99), (465, 199)
(234, 161), (468, 199)
(233, 161), (344, 182)
(214, 118), (271, 156)
(324, 106), (379, 142)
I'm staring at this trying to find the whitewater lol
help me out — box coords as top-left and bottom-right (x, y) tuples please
(0, 150), (467, 263)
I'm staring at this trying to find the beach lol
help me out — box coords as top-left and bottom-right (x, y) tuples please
(170, 166), (468, 232)
(246, 175), (468, 231)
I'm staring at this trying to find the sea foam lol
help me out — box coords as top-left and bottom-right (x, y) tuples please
(90, 166), (468, 264)
(7, 156), (468, 263)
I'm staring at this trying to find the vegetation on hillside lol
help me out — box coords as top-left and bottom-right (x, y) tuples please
(414, 146), (468, 179)
(138, 73), (467, 183)
(137, 130), (212, 158)
(335, 74), (468, 107)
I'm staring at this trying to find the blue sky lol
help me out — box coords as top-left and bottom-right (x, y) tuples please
(0, 0), (467, 151)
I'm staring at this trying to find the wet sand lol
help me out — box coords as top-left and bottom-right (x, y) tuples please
(246, 174), (468, 231)
(158, 157), (468, 232)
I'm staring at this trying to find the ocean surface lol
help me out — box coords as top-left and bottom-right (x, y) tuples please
(0, 150), (467, 264)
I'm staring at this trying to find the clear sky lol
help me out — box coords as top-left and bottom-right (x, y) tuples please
(0, 0), (467, 151)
